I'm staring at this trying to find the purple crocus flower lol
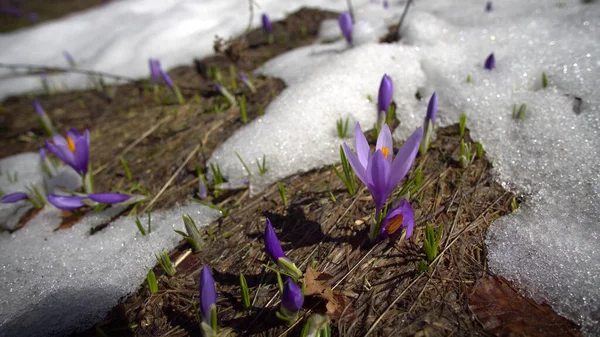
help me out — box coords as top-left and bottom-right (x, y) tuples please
(426, 92), (438, 124)
(199, 265), (217, 324)
(342, 123), (423, 214)
(264, 218), (286, 262)
(377, 74), (393, 115)
(239, 72), (256, 93)
(281, 278), (303, 313)
(34, 100), (45, 116)
(47, 194), (86, 210)
(485, 1), (492, 12)
(338, 12), (353, 45)
(47, 193), (130, 210)
(149, 58), (161, 84)
(45, 129), (90, 175)
(378, 199), (415, 240)
(484, 53), (495, 70)
(159, 69), (174, 89)
(0, 192), (29, 203)
(262, 14), (272, 34)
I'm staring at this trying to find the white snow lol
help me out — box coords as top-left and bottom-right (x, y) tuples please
(0, 0), (382, 100)
(2, 0), (600, 335)
(0, 200), (221, 336)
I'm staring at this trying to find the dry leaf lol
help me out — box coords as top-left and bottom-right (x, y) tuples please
(468, 274), (581, 337)
(304, 267), (345, 319)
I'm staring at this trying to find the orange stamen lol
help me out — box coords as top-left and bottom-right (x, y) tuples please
(385, 214), (404, 235)
(381, 146), (390, 159)
(67, 137), (76, 153)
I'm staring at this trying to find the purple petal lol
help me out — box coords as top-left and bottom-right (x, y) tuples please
(343, 143), (368, 186)
(73, 130), (90, 175)
(354, 123), (370, 168)
(338, 12), (353, 45)
(0, 192), (29, 203)
(388, 127), (423, 192)
(484, 53), (495, 70)
(149, 59), (160, 83)
(377, 74), (393, 114)
(261, 13), (272, 34)
(426, 92), (438, 124)
(45, 139), (76, 169)
(199, 265), (217, 324)
(281, 278), (303, 312)
(367, 150), (391, 211)
(67, 128), (82, 139)
(375, 124), (393, 164)
(264, 218), (286, 262)
(47, 194), (86, 210)
(34, 100), (45, 116)
(87, 193), (130, 204)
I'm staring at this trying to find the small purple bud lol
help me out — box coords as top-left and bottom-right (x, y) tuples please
(198, 177), (208, 199)
(383, 0), (389, 9)
(34, 100), (45, 116)
(338, 12), (353, 45)
(484, 53), (496, 70)
(485, 1), (492, 12)
(159, 69), (174, 89)
(149, 59), (161, 84)
(0, 192), (29, 203)
(28, 12), (39, 22)
(426, 92), (438, 124)
(264, 218), (286, 262)
(87, 193), (131, 204)
(63, 51), (76, 67)
(215, 83), (223, 92)
(39, 147), (47, 162)
(239, 72), (248, 82)
(199, 265), (217, 324)
(377, 74), (393, 115)
(281, 278), (303, 313)
(262, 14), (272, 34)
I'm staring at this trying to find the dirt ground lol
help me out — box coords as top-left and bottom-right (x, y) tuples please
(0, 5), (583, 337)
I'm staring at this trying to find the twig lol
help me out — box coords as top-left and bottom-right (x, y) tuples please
(140, 144), (201, 214)
(346, 0), (355, 21)
(397, 0), (414, 34)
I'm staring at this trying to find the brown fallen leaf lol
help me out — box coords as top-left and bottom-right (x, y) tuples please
(304, 267), (346, 319)
(468, 274), (581, 337)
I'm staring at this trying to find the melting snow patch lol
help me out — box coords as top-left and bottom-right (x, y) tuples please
(0, 196), (221, 336)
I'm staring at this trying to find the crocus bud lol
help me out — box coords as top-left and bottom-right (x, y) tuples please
(338, 12), (353, 45)
(426, 92), (438, 124)
(383, 0), (389, 9)
(63, 51), (76, 67)
(239, 72), (256, 93)
(215, 83), (237, 107)
(262, 14), (273, 34)
(485, 1), (492, 12)
(484, 53), (495, 70)
(160, 69), (174, 89)
(377, 74), (393, 115)
(420, 92), (438, 155)
(199, 265), (218, 337)
(149, 59), (161, 84)
(39, 147), (47, 162)
(34, 100), (45, 116)
(277, 278), (304, 322)
(264, 219), (303, 280)
(34, 100), (57, 136)
(0, 192), (30, 203)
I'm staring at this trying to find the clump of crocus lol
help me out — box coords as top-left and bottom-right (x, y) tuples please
(276, 278), (304, 323)
(377, 74), (393, 123)
(239, 72), (256, 93)
(484, 53), (495, 70)
(215, 83), (237, 108)
(199, 265), (218, 337)
(34, 100), (57, 136)
(46, 193), (131, 210)
(419, 92), (438, 155)
(338, 12), (353, 45)
(264, 218), (303, 280)
(262, 13), (274, 44)
(343, 123), (422, 242)
(485, 1), (492, 12)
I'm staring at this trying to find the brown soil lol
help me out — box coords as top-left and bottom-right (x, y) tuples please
(0, 6), (582, 337)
